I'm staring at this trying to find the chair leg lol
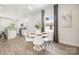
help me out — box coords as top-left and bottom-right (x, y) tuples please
(3, 32), (7, 39)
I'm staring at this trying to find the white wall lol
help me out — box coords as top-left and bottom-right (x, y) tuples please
(27, 5), (54, 33)
(58, 4), (79, 47)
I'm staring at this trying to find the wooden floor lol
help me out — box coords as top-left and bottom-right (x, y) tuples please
(0, 36), (79, 55)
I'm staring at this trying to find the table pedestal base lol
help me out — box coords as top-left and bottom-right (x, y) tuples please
(33, 45), (45, 51)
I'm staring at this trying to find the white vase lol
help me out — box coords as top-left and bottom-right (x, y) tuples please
(36, 29), (41, 34)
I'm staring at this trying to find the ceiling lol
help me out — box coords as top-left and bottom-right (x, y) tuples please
(0, 4), (52, 20)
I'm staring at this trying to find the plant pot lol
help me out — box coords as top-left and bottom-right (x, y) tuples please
(36, 29), (41, 34)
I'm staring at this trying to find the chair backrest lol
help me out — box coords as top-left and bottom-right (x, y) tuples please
(33, 33), (44, 45)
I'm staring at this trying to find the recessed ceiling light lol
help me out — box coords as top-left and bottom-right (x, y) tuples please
(28, 6), (32, 10)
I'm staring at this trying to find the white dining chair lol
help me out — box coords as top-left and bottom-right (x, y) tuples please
(33, 33), (44, 51)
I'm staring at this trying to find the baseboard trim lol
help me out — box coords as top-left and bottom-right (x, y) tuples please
(59, 40), (79, 47)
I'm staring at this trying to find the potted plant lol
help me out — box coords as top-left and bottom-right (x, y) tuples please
(8, 22), (16, 30)
(35, 22), (42, 33)
(46, 16), (49, 20)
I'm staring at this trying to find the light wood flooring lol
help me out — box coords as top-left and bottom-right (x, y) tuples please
(0, 35), (79, 55)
